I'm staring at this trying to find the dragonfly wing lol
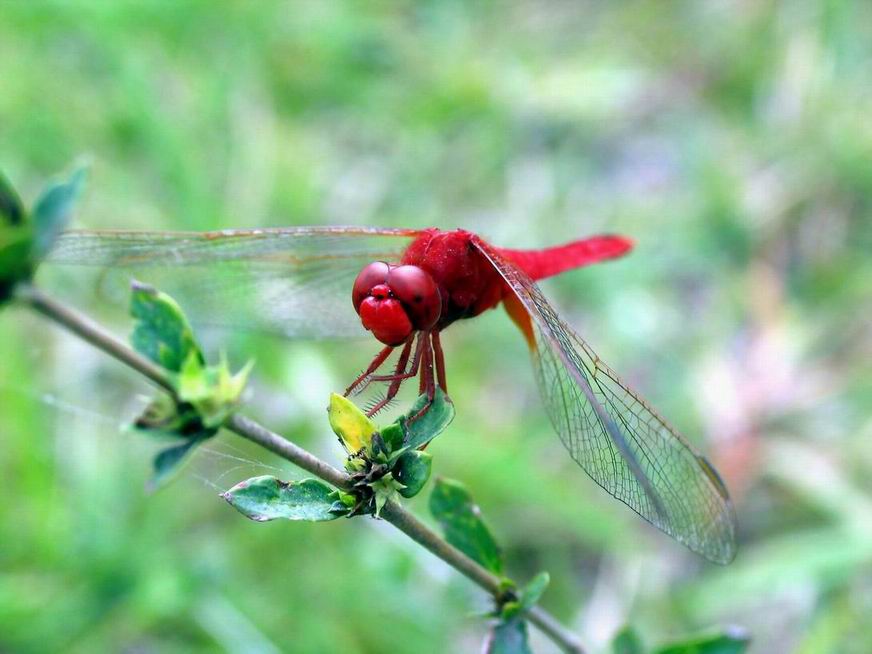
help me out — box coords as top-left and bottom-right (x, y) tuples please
(47, 226), (421, 340)
(473, 236), (737, 564)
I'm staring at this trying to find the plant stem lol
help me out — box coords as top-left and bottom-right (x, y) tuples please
(17, 284), (586, 654)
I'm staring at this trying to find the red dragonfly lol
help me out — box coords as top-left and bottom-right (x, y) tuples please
(49, 226), (737, 563)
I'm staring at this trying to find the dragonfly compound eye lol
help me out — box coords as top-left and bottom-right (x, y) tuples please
(386, 265), (442, 330)
(352, 261), (391, 312)
(352, 261), (440, 344)
(358, 293), (414, 345)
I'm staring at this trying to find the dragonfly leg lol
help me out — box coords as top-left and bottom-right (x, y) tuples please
(367, 336), (422, 384)
(365, 335), (425, 417)
(372, 337), (415, 383)
(432, 330), (447, 393)
(417, 334), (431, 395)
(344, 344), (394, 397)
(407, 334), (436, 423)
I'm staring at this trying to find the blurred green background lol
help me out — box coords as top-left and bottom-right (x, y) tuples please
(2, 1), (872, 652)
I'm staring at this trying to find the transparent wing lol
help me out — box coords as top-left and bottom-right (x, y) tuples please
(47, 226), (421, 339)
(473, 236), (737, 563)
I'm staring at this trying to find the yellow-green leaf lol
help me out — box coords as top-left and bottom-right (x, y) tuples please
(328, 393), (376, 453)
(178, 351), (252, 429)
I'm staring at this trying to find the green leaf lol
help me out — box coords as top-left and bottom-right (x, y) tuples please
(148, 436), (206, 491)
(328, 393), (377, 453)
(331, 490), (357, 508)
(177, 351), (252, 429)
(31, 166), (86, 260)
(395, 450), (432, 498)
(379, 422), (405, 452)
(222, 476), (343, 522)
(518, 572), (550, 613)
(0, 172), (25, 226)
(370, 472), (404, 517)
(653, 628), (749, 654)
(130, 282), (204, 373)
(401, 387), (455, 450)
(0, 226), (34, 304)
(177, 349), (208, 395)
(484, 617), (533, 654)
(613, 626), (645, 654)
(429, 478), (503, 574)
(133, 394), (214, 439)
(0, 172), (33, 303)
(500, 601), (522, 620)
(344, 455), (367, 473)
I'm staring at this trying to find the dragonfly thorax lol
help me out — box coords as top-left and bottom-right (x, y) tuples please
(352, 261), (442, 345)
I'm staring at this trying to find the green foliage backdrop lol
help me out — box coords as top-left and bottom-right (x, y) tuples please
(2, 1), (871, 652)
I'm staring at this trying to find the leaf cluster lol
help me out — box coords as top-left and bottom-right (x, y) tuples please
(129, 282), (252, 489)
(0, 168), (85, 302)
(331, 390), (453, 515)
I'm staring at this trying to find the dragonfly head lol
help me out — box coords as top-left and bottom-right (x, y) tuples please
(352, 262), (442, 345)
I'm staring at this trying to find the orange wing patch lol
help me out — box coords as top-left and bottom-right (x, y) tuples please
(502, 290), (535, 350)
